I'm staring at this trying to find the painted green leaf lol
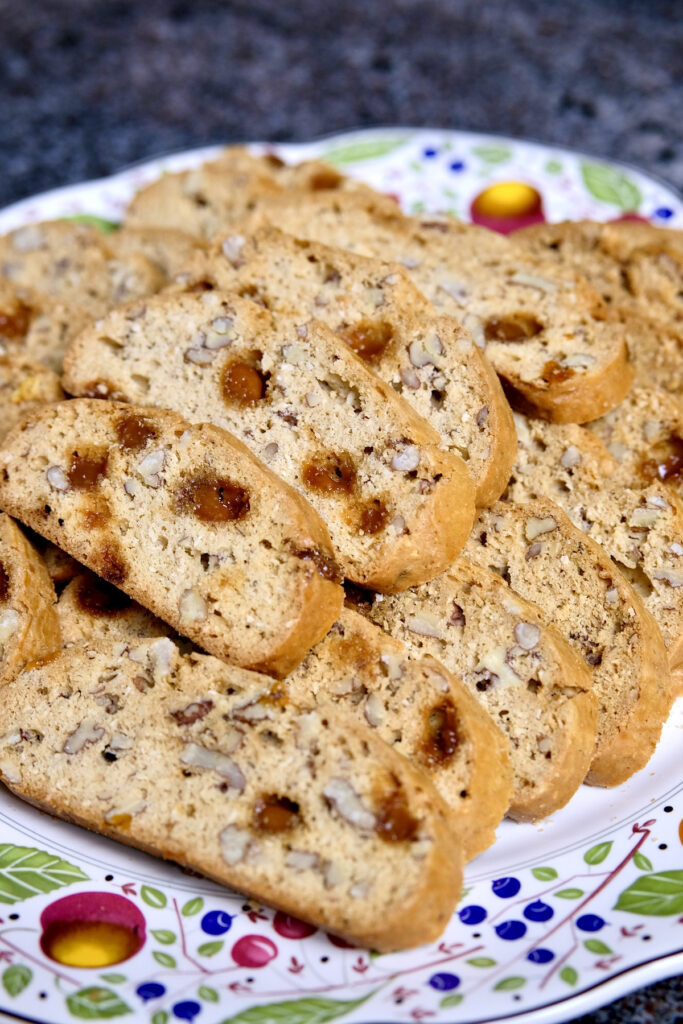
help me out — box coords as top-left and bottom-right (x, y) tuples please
(584, 841), (613, 865)
(472, 145), (512, 164)
(545, 160), (563, 174)
(152, 1013), (168, 1024)
(99, 975), (126, 985)
(555, 888), (584, 899)
(440, 994), (463, 1008)
(0, 845), (89, 905)
(2, 964), (32, 997)
(199, 987), (219, 1003)
(197, 940), (224, 957)
(584, 939), (612, 955)
(634, 851), (654, 872)
(467, 957), (497, 968)
(152, 952), (176, 968)
(66, 987), (131, 1018)
(581, 162), (642, 211)
(560, 966), (578, 986)
(151, 930), (176, 945)
(218, 991), (373, 1024)
(614, 870), (683, 915)
(410, 201), (426, 214)
(532, 866), (558, 881)
(181, 897), (204, 917)
(62, 214), (120, 234)
(141, 885), (167, 909)
(494, 976), (525, 991)
(458, 886), (471, 902)
(319, 138), (408, 166)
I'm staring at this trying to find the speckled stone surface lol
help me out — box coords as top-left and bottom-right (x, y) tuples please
(1, 1), (682, 1020)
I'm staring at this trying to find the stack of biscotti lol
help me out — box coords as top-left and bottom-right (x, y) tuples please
(2, 144), (683, 948)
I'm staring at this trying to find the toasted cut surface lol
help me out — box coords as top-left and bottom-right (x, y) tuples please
(0, 400), (343, 676)
(57, 570), (169, 645)
(175, 226), (516, 506)
(588, 387), (683, 500)
(464, 499), (672, 786)
(0, 221), (163, 318)
(124, 147), (393, 240)
(287, 607), (512, 859)
(0, 638), (461, 951)
(227, 196), (633, 422)
(0, 280), (92, 373)
(105, 226), (205, 282)
(507, 413), (683, 682)
(62, 291), (476, 591)
(0, 512), (60, 686)
(0, 353), (64, 442)
(352, 560), (597, 820)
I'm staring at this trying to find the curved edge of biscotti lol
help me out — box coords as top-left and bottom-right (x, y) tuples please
(294, 606), (513, 861)
(502, 338), (635, 424)
(473, 499), (673, 787)
(0, 401), (344, 677)
(0, 640), (462, 951)
(0, 512), (61, 686)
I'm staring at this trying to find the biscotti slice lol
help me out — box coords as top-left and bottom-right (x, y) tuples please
(0, 512), (60, 686)
(0, 353), (64, 442)
(0, 638), (462, 951)
(30, 536), (80, 588)
(0, 400), (343, 675)
(62, 291), (476, 591)
(105, 227), (205, 282)
(124, 148), (393, 240)
(351, 561), (597, 821)
(175, 226), (516, 507)
(0, 221), (164, 318)
(231, 196), (633, 422)
(57, 571), (169, 645)
(588, 387), (683, 498)
(287, 607), (512, 860)
(464, 499), (672, 786)
(507, 414), (683, 687)
(0, 280), (92, 373)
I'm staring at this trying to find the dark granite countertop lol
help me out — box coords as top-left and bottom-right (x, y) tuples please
(1, 1), (682, 1021)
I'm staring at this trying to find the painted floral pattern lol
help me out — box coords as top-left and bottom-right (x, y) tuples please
(1, 129), (683, 1024)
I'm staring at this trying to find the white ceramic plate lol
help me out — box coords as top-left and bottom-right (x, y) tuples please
(1, 128), (683, 1024)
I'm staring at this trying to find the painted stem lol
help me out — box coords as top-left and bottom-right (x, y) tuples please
(172, 898), (210, 974)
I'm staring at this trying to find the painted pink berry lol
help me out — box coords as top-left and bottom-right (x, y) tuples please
(231, 934), (278, 968)
(273, 912), (317, 939)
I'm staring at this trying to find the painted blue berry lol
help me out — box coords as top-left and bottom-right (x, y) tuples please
(423, 147), (438, 159)
(458, 904), (487, 925)
(495, 920), (527, 941)
(450, 160), (465, 172)
(428, 972), (460, 991)
(523, 900), (554, 922)
(492, 876), (521, 898)
(173, 1001), (201, 1021)
(136, 982), (166, 1001)
(201, 909), (234, 935)
(655, 207), (674, 220)
(577, 913), (605, 932)
(527, 948), (555, 964)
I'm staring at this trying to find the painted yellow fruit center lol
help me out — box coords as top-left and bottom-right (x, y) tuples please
(473, 182), (541, 217)
(43, 921), (140, 967)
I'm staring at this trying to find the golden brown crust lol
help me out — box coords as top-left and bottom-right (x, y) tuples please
(0, 512), (61, 685)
